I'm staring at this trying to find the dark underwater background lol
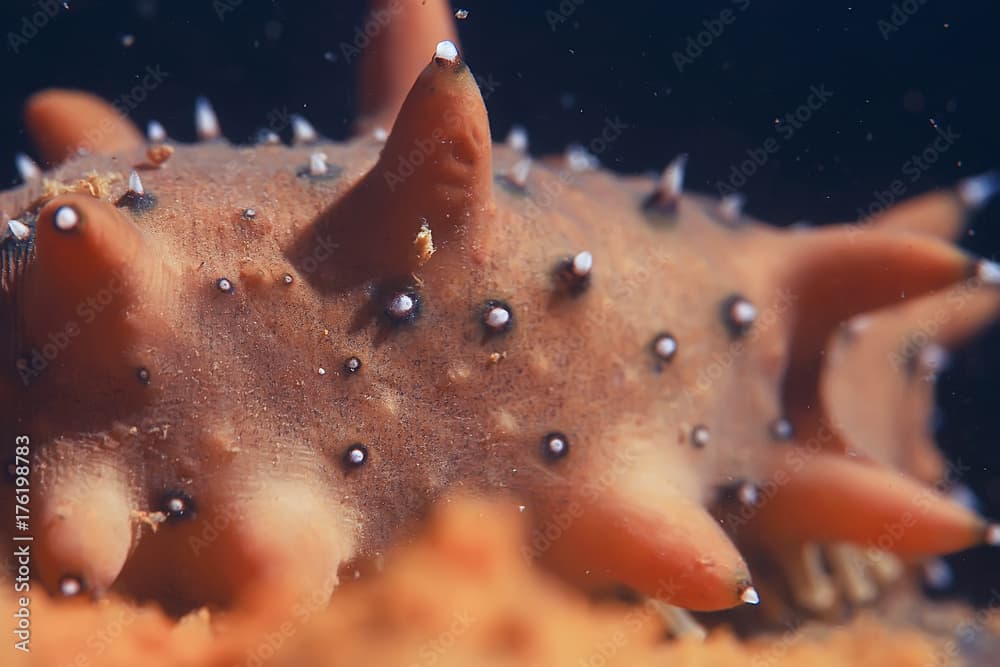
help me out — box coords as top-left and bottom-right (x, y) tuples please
(0, 0), (996, 604)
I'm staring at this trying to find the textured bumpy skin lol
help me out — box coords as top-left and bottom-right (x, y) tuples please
(1, 0), (998, 622)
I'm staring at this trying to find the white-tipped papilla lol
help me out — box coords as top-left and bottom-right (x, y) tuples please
(484, 305), (511, 330)
(434, 40), (459, 64)
(6, 219), (30, 241)
(565, 144), (598, 171)
(194, 96), (221, 141)
(388, 293), (416, 319)
(740, 585), (760, 605)
(508, 158), (532, 188)
(729, 298), (758, 327)
(53, 206), (80, 232)
(309, 151), (329, 177)
(15, 153), (41, 181)
(719, 193), (746, 222)
(147, 120), (167, 143)
(128, 170), (144, 195)
(506, 125), (529, 153)
(291, 114), (318, 145)
(957, 171), (1000, 209)
(976, 260), (1000, 286)
(661, 153), (688, 198)
(571, 251), (593, 277)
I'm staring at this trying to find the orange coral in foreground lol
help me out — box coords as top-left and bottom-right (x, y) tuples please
(19, 498), (965, 667)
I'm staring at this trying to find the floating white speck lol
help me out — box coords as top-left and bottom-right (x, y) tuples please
(147, 120), (167, 143)
(6, 219), (30, 241)
(718, 193), (745, 222)
(121, 33), (135, 48)
(309, 151), (329, 177)
(565, 144), (598, 171)
(976, 260), (1000, 286)
(14, 153), (40, 181)
(518, 504), (526, 513)
(435, 40), (459, 64)
(508, 158), (532, 188)
(987, 523), (1000, 546)
(740, 586), (760, 605)
(318, 367), (326, 376)
(194, 96), (221, 141)
(691, 425), (710, 448)
(484, 305), (511, 330)
(455, 9), (469, 19)
(347, 447), (366, 465)
(372, 126), (389, 142)
(506, 125), (529, 153)
(128, 170), (144, 195)
(53, 206), (79, 231)
(571, 251), (593, 277)
(957, 171), (999, 209)
(291, 114), (318, 145)
(661, 153), (688, 198)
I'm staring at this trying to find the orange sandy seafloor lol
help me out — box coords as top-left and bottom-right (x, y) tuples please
(7, 497), (997, 667)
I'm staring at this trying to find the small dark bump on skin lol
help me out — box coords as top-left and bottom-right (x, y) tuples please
(720, 293), (757, 338)
(481, 300), (514, 334)
(58, 574), (85, 597)
(384, 290), (421, 324)
(770, 417), (794, 442)
(690, 425), (710, 449)
(554, 253), (592, 295)
(344, 356), (362, 374)
(116, 190), (157, 213)
(651, 332), (678, 364)
(343, 443), (369, 468)
(542, 432), (570, 461)
(160, 490), (197, 522)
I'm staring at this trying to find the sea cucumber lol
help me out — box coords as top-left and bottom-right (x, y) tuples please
(1, 0), (998, 629)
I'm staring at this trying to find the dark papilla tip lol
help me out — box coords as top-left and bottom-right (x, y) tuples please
(343, 443), (368, 468)
(542, 432), (570, 461)
(52, 205), (81, 233)
(344, 356), (362, 374)
(651, 332), (678, 363)
(481, 300), (514, 334)
(385, 290), (421, 324)
(160, 490), (197, 522)
(721, 293), (757, 338)
(59, 574), (85, 597)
